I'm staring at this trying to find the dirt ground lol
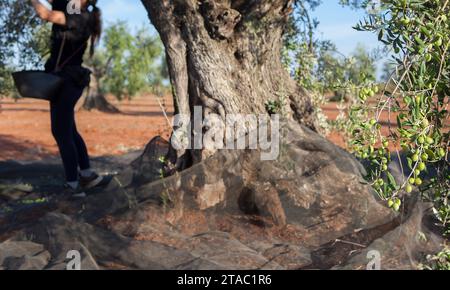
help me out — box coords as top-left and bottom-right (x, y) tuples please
(0, 94), (173, 161)
(0, 94), (412, 162)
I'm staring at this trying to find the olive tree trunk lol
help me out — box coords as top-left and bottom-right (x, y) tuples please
(141, 0), (317, 169)
(82, 67), (120, 113)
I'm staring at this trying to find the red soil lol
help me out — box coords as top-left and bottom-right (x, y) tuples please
(2, 95), (444, 162)
(0, 95), (173, 161)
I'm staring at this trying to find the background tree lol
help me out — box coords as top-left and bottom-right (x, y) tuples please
(82, 48), (120, 113)
(347, 44), (377, 84)
(281, 0), (378, 133)
(302, 44), (378, 101)
(83, 22), (167, 112)
(0, 0), (48, 97)
(102, 23), (166, 100)
(380, 60), (397, 83)
(0, 5), (167, 113)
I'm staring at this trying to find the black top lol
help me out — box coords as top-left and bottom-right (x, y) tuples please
(44, 0), (94, 72)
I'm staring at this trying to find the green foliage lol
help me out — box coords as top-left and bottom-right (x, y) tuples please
(265, 99), (284, 115)
(0, 66), (15, 97)
(283, 1), (333, 133)
(347, 44), (378, 84)
(0, 4), (166, 100)
(419, 246), (450, 270)
(284, 1), (379, 133)
(317, 44), (378, 101)
(0, 0), (50, 97)
(0, 0), (44, 66)
(97, 22), (166, 100)
(346, 0), (449, 228)
(380, 60), (397, 82)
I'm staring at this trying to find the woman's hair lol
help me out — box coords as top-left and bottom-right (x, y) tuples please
(88, 0), (102, 57)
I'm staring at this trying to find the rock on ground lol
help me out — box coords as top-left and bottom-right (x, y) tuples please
(0, 240), (50, 270)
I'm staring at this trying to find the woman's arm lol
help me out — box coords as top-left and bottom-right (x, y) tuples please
(30, 0), (66, 25)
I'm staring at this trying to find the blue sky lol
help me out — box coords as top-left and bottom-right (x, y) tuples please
(98, 0), (382, 56)
(97, 0), (386, 78)
(311, 2), (382, 55)
(99, 0), (154, 32)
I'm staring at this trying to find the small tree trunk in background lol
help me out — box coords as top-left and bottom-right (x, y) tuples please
(141, 0), (317, 169)
(82, 70), (120, 113)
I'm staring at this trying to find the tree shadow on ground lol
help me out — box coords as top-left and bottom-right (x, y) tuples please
(0, 149), (140, 217)
(119, 111), (168, 117)
(0, 135), (55, 161)
(0, 108), (49, 113)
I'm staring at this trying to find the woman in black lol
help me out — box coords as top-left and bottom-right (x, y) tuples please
(31, 0), (103, 197)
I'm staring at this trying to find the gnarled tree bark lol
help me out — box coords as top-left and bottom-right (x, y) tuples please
(141, 0), (317, 170)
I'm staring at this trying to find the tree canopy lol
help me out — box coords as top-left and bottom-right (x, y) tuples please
(94, 22), (167, 100)
(0, 2), (167, 99)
